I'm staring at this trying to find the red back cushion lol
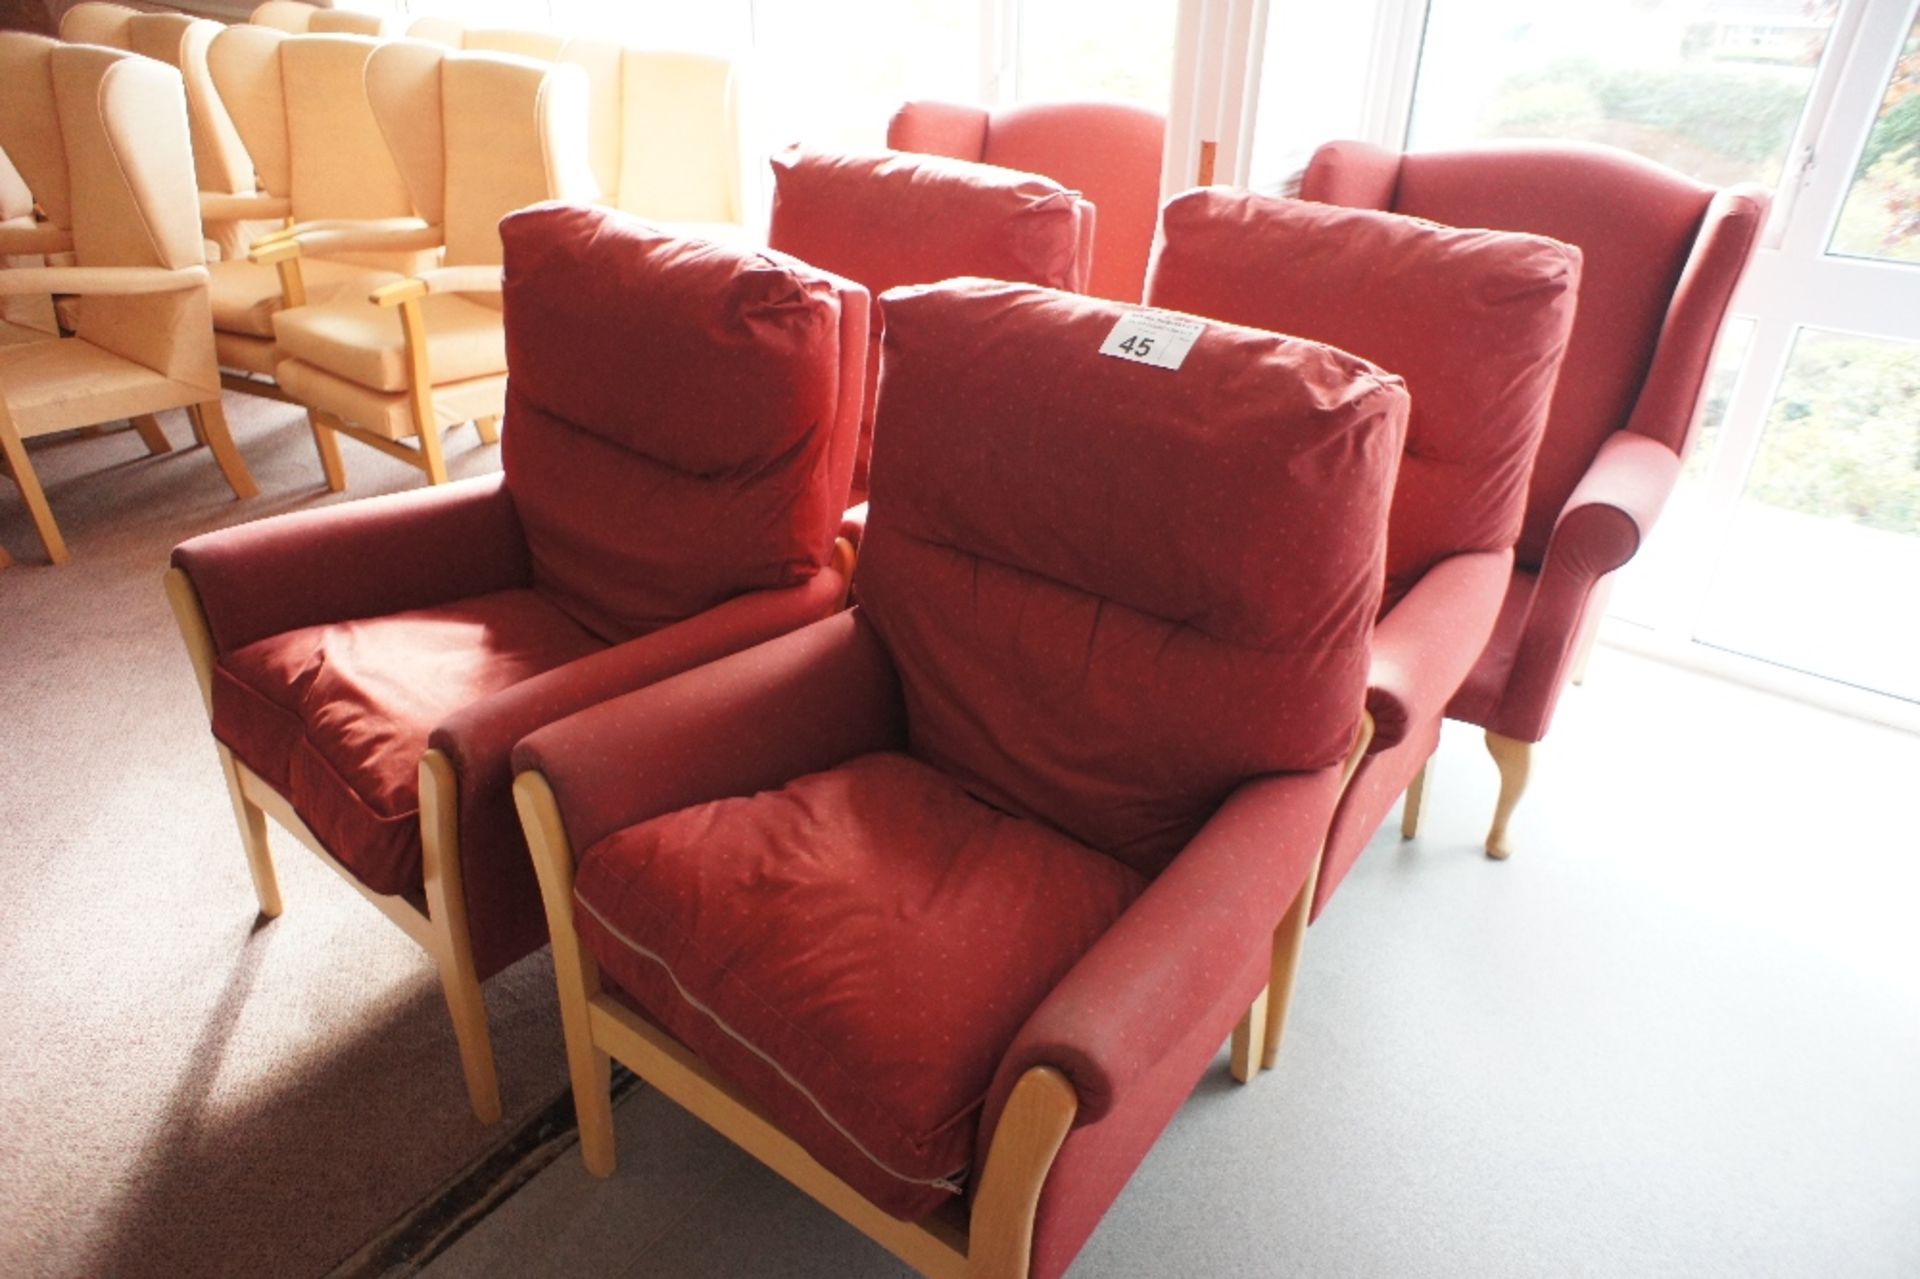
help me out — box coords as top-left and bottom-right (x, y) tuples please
(1146, 189), (1581, 610)
(499, 202), (861, 642)
(1305, 141), (1714, 567)
(856, 279), (1408, 877)
(767, 146), (1092, 297)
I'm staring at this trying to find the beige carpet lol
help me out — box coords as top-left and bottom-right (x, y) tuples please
(0, 393), (569, 1279)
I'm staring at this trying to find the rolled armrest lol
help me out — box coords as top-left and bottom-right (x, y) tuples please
(980, 764), (1346, 1140)
(886, 100), (990, 158)
(170, 473), (530, 655)
(250, 217), (442, 260)
(1364, 549), (1512, 751)
(513, 609), (907, 854)
(1545, 429), (1683, 581)
(0, 223), (74, 256)
(1298, 139), (1402, 209)
(198, 191), (292, 222)
(0, 265), (207, 297)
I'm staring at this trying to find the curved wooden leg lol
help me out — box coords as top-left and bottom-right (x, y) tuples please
(394, 294), (448, 485)
(1484, 731), (1532, 861)
(189, 400), (258, 500)
(308, 411), (346, 493)
(0, 406), (67, 564)
(473, 415), (499, 445)
(216, 744), (282, 917)
(1401, 760), (1428, 840)
(420, 751), (501, 1124)
(130, 414), (172, 455)
(966, 1067), (1076, 1279)
(516, 772), (616, 1175)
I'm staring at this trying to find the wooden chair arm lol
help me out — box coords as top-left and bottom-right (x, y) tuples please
(370, 277), (430, 307)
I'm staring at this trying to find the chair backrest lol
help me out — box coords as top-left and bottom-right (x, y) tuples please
(1301, 140), (1768, 569)
(857, 278), (1407, 876)
(60, 4), (255, 197)
(498, 202), (867, 643)
(250, 1), (392, 37)
(768, 147), (1094, 305)
(209, 27), (410, 224)
(608, 47), (742, 225)
(0, 34), (213, 387)
(365, 42), (596, 269)
(1146, 189), (1582, 610)
(890, 99), (1165, 303)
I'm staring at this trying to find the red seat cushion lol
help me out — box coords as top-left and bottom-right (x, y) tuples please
(572, 751), (1146, 1220)
(857, 280), (1408, 877)
(212, 589), (604, 895)
(1146, 190), (1581, 609)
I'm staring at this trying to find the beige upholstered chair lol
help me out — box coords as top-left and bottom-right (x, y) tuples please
(264, 42), (596, 487)
(249, 1), (394, 37)
(58, 4), (260, 262)
(206, 26), (434, 485)
(398, 23), (748, 239)
(0, 35), (254, 566)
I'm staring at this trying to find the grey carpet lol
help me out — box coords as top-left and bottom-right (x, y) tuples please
(419, 647), (1920, 1278)
(0, 396), (568, 1279)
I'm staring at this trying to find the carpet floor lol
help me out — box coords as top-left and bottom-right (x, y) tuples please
(0, 395), (569, 1279)
(418, 646), (1920, 1277)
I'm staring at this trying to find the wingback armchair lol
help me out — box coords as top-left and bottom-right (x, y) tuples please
(510, 276), (1406, 1277)
(889, 99), (1165, 302)
(249, 1), (394, 37)
(0, 35), (254, 566)
(1145, 189), (1581, 1062)
(165, 203), (868, 1122)
(1300, 140), (1768, 856)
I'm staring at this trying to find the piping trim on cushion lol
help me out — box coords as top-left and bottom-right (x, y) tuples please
(576, 890), (970, 1196)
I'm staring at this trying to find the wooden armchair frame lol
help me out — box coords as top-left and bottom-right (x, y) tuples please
(511, 705), (1373, 1276)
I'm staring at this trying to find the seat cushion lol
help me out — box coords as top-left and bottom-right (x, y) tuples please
(573, 751), (1146, 1220)
(1146, 190), (1581, 609)
(208, 256), (400, 338)
(271, 291), (506, 393)
(211, 589), (604, 896)
(0, 336), (199, 436)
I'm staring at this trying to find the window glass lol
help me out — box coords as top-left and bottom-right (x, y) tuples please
(1408, 0), (1839, 188)
(1014, 0), (1177, 107)
(1829, 10), (1920, 263)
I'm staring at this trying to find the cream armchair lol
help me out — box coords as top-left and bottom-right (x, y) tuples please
(264, 43), (596, 487)
(0, 36), (254, 567)
(249, 1), (395, 37)
(205, 26), (436, 485)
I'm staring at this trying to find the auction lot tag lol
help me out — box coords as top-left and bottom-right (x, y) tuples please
(1098, 310), (1206, 371)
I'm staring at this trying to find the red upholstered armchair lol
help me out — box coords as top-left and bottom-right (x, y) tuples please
(1145, 190), (1580, 1062)
(1301, 140), (1768, 857)
(889, 99), (1166, 303)
(163, 204), (868, 1123)
(766, 146), (1093, 505)
(510, 278), (1407, 1278)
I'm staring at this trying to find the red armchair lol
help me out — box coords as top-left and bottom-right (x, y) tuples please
(510, 276), (1407, 1277)
(889, 99), (1165, 303)
(164, 204), (868, 1123)
(1301, 140), (1768, 857)
(1145, 190), (1580, 1061)
(766, 146), (1093, 506)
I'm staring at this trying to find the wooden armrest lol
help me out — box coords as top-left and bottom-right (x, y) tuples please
(0, 265), (209, 297)
(370, 277), (430, 307)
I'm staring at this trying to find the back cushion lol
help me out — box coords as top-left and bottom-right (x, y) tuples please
(858, 279), (1408, 876)
(1147, 189), (1581, 609)
(500, 203), (854, 643)
(767, 147), (1090, 297)
(282, 36), (411, 222)
(1352, 144), (1710, 567)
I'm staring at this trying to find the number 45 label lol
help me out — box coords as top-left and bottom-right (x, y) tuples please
(1099, 309), (1206, 372)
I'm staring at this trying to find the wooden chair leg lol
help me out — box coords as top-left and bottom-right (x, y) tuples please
(473, 415), (499, 445)
(1259, 859), (1317, 1071)
(0, 407), (68, 565)
(394, 294), (449, 485)
(188, 400), (258, 500)
(966, 1067), (1077, 1279)
(0, 543), (11, 569)
(516, 771), (616, 1175)
(1230, 986), (1269, 1083)
(216, 744), (283, 917)
(1401, 760), (1429, 840)
(308, 411), (346, 493)
(1484, 731), (1532, 861)
(130, 414), (172, 455)
(421, 751), (501, 1124)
